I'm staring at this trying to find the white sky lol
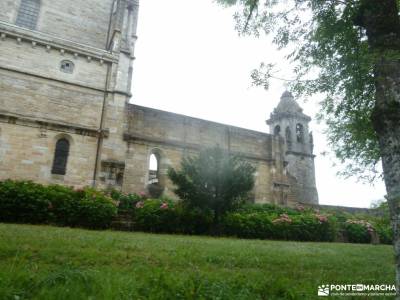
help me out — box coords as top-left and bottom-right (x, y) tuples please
(131, 0), (387, 208)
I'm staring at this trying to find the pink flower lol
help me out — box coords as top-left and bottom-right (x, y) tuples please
(135, 201), (144, 209)
(160, 202), (168, 210)
(346, 219), (375, 232)
(273, 213), (292, 224)
(315, 214), (328, 223)
(296, 204), (305, 212)
(139, 191), (147, 198)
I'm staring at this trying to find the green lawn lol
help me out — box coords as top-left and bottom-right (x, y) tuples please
(0, 224), (394, 299)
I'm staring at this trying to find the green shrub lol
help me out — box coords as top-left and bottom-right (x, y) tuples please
(107, 189), (142, 213)
(133, 199), (180, 233)
(344, 220), (371, 243)
(222, 212), (274, 239)
(168, 147), (255, 225)
(375, 224), (392, 245)
(282, 214), (337, 242)
(46, 184), (81, 226)
(222, 211), (337, 242)
(176, 204), (214, 235)
(0, 180), (117, 230)
(74, 188), (118, 229)
(238, 203), (284, 214)
(0, 180), (51, 224)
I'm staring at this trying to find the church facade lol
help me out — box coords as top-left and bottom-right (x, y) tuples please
(0, 0), (318, 206)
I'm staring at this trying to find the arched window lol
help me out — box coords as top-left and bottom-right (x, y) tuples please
(274, 125), (281, 136)
(285, 126), (292, 150)
(51, 138), (70, 175)
(16, 0), (41, 30)
(296, 123), (304, 143)
(148, 151), (164, 198)
(148, 153), (159, 184)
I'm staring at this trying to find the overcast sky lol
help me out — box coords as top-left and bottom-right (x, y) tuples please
(131, 0), (387, 208)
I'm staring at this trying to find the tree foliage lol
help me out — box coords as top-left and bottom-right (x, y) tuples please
(168, 147), (256, 222)
(216, 0), (399, 181)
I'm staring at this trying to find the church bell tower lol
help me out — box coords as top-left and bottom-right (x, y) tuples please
(267, 91), (319, 204)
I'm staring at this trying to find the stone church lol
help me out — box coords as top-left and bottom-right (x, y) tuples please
(0, 0), (318, 206)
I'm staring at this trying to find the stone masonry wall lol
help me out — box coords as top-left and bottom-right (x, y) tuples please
(0, 37), (108, 91)
(0, 0), (114, 49)
(0, 69), (104, 129)
(0, 122), (98, 187)
(121, 104), (287, 203)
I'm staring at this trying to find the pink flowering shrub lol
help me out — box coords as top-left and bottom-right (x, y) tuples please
(0, 180), (117, 229)
(160, 202), (169, 210)
(72, 188), (118, 229)
(315, 214), (328, 224)
(133, 198), (179, 233)
(272, 213), (292, 224)
(222, 210), (337, 242)
(344, 219), (374, 243)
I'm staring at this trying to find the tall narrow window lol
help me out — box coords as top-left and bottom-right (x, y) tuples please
(296, 123), (304, 143)
(274, 125), (281, 136)
(16, 0), (40, 30)
(148, 153), (159, 184)
(147, 151), (164, 198)
(52, 138), (70, 175)
(285, 127), (292, 150)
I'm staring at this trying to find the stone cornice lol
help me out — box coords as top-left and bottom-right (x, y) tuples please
(0, 111), (109, 138)
(0, 21), (118, 64)
(286, 150), (316, 158)
(266, 112), (311, 124)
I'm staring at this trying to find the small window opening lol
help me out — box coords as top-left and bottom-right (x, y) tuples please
(274, 125), (281, 136)
(296, 123), (304, 143)
(60, 60), (74, 74)
(116, 172), (124, 186)
(285, 127), (292, 150)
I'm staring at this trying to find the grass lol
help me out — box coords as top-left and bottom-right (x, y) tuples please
(0, 224), (395, 299)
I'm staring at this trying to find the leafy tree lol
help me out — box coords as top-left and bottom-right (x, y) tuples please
(168, 147), (256, 226)
(216, 0), (400, 290)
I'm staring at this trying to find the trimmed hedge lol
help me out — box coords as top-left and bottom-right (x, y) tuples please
(0, 180), (117, 229)
(107, 189), (142, 213)
(0, 180), (393, 244)
(0, 180), (52, 224)
(222, 211), (337, 242)
(132, 199), (214, 235)
(133, 199), (180, 233)
(344, 222), (371, 243)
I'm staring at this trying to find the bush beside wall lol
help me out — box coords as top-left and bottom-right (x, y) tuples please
(0, 180), (392, 244)
(0, 180), (117, 229)
(222, 210), (337, 242)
